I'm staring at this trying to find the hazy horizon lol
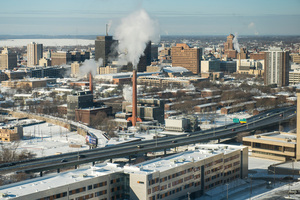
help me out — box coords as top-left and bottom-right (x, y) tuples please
(1, 0), (299, 36)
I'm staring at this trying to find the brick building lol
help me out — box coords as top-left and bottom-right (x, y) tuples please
(75, 106), (112, 126)
(172, 43), (202, 74)
(224, 34), (237, 59)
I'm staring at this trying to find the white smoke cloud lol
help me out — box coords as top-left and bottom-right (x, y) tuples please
(79, 58), (103, 77)
(248, 22), (259, 35)
(232, 33), (240, 53)
(114, 9), (160, 69)
(248, 22), (255, 28)
(123, 85), (132, 102)
(107, 20), (112, 35)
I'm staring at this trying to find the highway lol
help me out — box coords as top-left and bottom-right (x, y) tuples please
(0, 106), (296, 175)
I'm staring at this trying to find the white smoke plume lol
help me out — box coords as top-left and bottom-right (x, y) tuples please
(232, 33), (240, 53)
(114, 9), (160, 69)
(123, 85), (132, 102)
(79, 58), (103, 77)
(107, 20), (112, 35)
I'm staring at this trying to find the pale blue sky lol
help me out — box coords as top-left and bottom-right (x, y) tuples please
(0, 0), (299, 35)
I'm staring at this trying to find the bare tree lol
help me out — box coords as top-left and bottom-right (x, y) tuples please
(0, 142), (34, 164)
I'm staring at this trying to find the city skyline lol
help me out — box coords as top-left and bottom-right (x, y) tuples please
(1, 0), (300, 36)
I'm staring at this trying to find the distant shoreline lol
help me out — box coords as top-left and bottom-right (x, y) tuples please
(0, 35), (300, 40)
(0, 39), (94, 47)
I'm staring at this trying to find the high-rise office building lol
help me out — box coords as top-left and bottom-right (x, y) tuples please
(0, 48), (17, 70)
(171, 43), (202, 74)
(95, 36), (118, 67)
(136, 41), (151, 72)
(264, 47), (289, 87)
(27, 42), (43, 67)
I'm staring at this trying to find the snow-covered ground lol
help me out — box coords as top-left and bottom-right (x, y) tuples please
(0, 39), (94, 47)
(198, 110), (252, 130)
(18, 123), (90, 157)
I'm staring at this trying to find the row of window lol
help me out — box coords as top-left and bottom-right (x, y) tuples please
(224, 154), (239, 163)
(211, 165), (223, 173)
(111, 186), (122, 193)
(93, 181), (107, 189)
(205, 172), (224, 183)
(224, 167), (240, 177)
(224, 163), (232, 170)
(205, 158), (224, 169)
(37, 190), (107, 200)
(150, 168), (194, 185)
(36, 180), (112, 200)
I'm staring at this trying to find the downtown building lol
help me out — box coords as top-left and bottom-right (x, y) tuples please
(0, 48), (17, 70)
(223, 34), (237, 59)
(264, 47), (290, 87)
(95, 35), (151, 72)
(171, 43), (202, 75)
(27, 42), (43, 67)
(0, 144), (248, 200)
(95, 35), (118, 67)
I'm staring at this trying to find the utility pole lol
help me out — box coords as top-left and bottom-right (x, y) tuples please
(226, 183), (229, 200)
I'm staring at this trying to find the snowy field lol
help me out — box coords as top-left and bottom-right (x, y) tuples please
(20, 123), (89, 157)
(0, 39), (94, 47)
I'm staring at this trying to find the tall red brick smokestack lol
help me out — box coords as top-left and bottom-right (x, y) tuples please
(89, 72), (93, 94)
(132, 70), (137, 127)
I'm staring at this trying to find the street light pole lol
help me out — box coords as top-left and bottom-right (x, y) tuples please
(250, 175), (252, 200)
(226, 183), (229, 200)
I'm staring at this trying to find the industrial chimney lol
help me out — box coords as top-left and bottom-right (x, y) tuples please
(106, 24), (108, 36)
(238, 53), (241, 70)
(89, 72), (93, 94)
(132, 69), (137, 127)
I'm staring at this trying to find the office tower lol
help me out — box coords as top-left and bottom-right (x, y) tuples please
(224, 34), (237, 59)
(151, 44), (159, 61)
(136, 41), (151, 72)
(201, 59), (220, 73)
(51, 51), (72, 66)
(0, 48), (17, 70)
(264, 47), (289, 87)
(95, 35), (118, 67)
(171, 43), (202, 74)
(27, 42), (43, 67)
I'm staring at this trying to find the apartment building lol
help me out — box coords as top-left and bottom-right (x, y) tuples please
(125, 144), (248, 200)
(264, 47), (289, 87)
(27, 42), (43, 67)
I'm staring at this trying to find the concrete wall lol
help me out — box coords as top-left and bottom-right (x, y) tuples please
(8, 110), (72, 131)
